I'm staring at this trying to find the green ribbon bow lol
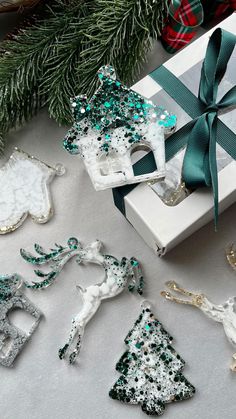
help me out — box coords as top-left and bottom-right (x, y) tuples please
(113, 28), (236, 227)
(182, 28), (236, 228)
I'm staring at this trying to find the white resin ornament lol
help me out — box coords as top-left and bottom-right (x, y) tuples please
(0, 148), (64, 234)
(20, 237), (144, 364)
(63, 65), (176, 190)
(161, 281), (236, 371)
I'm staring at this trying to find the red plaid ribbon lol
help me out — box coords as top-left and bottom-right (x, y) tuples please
(161, 0), (236, 53)
(202, 0), (236, 20)
(161, 0), (203, 53)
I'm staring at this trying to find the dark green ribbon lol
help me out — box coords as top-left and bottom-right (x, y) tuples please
(113, 28), (236, 226)
(182, 28), (236, 228)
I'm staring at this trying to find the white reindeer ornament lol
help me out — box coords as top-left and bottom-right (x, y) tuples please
(161, 281), (236, 371)
(20, 237), (144, 364)
(0, 148), (64, 234)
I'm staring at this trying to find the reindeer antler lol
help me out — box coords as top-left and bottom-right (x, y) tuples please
(21, 238), (83, 289)
(226, 243), (236, 271)
(160, 281), (204, 307)
(20, 242), (66, 265)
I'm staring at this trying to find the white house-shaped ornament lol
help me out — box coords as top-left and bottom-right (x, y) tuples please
(64, 65), (176, 190)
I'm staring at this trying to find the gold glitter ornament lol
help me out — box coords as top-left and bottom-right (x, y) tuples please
(161, 281), (236, 372)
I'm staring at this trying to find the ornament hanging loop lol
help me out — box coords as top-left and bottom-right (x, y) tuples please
(140, 300), (152, 310)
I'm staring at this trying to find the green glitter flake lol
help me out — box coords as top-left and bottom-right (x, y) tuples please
(104, 101), (111, 108)
(131, 260), (139, 267)
(63, 64), (176, 160)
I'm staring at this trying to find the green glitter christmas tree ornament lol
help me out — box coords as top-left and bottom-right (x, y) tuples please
(109, 302), (195, 416)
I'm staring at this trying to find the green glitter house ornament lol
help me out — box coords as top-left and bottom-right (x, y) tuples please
(64, 65), (176, 190)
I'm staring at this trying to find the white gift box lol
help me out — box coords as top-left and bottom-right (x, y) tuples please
(113, 14), (236, 256)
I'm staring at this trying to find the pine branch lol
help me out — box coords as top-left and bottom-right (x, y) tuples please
(78, 0), (168, 95)
(0, 133), (4, 153)
(0, 0), (90, 149)
(0, 0), (168, 152)
(40, 1), (92, 124)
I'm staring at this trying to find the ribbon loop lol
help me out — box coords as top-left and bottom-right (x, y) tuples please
(182, 28), (236, 228)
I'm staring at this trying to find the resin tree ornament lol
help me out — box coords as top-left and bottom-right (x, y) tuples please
(20, 237), (144, 364)
(63, 65), (176, 190)
(0, 273), (42, 367)
(161, 281), (236, 372)
(109, 301), (195, 416)
(0, 148), (65, 234)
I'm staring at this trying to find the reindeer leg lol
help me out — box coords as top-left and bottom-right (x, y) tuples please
(58, 318), (79, 360)
(58, 286), (86, 360)
(69, 325), (84, 365)
(64, 286), (86, 363)
(67, 296), (101, 364)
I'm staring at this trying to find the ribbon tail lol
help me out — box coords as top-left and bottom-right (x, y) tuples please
(183, 114), (210, 188)
(183, 112), (219, 229)
(208, 114), (218, 230)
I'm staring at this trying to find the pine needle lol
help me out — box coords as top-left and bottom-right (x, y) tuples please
(0, 0), (168, 151)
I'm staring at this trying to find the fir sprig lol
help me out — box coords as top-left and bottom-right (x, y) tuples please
(0, 0), (168, 152)
(79, 0), (168, 95)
